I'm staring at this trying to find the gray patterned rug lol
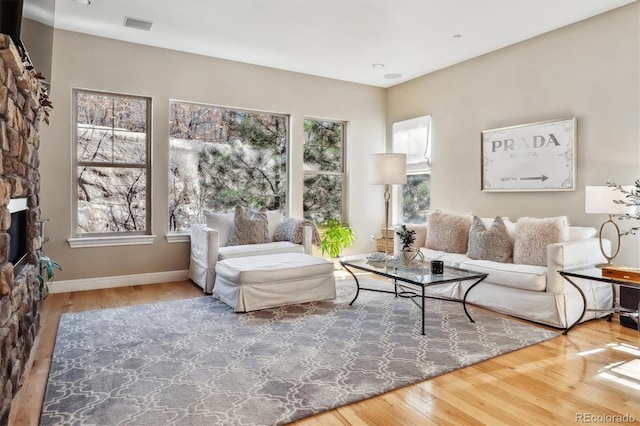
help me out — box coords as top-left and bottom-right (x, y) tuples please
(41, 278), (558, 425)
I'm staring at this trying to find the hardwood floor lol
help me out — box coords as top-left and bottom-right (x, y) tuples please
(8, 278), (640, 425)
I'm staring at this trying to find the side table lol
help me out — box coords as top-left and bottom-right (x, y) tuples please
(559, 266), (640, 334)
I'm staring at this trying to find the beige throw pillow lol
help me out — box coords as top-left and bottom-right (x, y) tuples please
(513, 216), (569, 266)
(466, 216), (513, 262)
(426, 211), (473, 254)
(228, 206), (269, 246)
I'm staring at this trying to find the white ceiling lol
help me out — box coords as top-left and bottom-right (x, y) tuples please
(24, 0), (636, 88)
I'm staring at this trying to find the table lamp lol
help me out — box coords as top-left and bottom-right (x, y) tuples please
(369, 153), (407, 254)
(585, 185), (635, 267)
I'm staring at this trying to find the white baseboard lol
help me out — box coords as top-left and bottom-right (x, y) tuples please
(49, 270), (190, 294)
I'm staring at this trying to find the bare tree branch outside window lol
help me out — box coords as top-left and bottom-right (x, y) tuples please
(74, 90), (150, 235)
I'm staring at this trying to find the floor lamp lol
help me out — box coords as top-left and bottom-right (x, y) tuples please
(369, 153), (407, 255)
(585, 185), (635, 267)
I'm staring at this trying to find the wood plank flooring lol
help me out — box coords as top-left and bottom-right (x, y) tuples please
(8, 277), (640, 425)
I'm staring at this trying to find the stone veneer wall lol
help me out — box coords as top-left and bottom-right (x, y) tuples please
(0, 34), (43, 425)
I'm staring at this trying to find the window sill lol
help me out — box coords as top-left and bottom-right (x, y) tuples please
(68, 235), (157, 248)
(166, 233), (190, 243)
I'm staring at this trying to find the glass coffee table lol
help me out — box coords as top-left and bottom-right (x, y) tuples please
(340, 256), (488, 335)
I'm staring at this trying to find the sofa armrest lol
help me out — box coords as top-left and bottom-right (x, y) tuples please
(188, 224), (221, 293)
(546, 237), (609, 294)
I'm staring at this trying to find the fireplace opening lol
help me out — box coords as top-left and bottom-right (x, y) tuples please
(8, 198), (29, 274)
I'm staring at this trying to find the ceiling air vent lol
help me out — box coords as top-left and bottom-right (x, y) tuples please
(123, 17), (153, 32)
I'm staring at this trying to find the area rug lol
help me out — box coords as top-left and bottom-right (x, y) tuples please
(40, 278), (558, 425)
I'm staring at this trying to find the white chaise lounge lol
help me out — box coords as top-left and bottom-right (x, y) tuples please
(213, 252), (336, 312)
(189, 208), (315, 294)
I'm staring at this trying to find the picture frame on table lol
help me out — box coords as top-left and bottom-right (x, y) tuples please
(481, 117), (576, 192)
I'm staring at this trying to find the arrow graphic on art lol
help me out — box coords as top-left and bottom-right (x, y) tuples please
(519, 175), (548, 182)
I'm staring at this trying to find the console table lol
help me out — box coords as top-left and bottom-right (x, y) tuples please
(559, 267), (640, 334)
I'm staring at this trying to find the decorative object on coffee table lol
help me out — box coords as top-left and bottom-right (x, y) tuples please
(397, 224), (423, 265)
(369, 153), (406, 254)
(431, 260), (444, 274)
(585, 185), (635, 267)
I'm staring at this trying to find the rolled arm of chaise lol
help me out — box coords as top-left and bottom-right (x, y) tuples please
(188, 223), (221, 293)
(546, 237), (610, 294)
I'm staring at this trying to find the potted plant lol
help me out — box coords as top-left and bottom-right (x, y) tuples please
(396, 225), (424, 265)
(319, 218), (355, 259)
(38, 254), (61, 300)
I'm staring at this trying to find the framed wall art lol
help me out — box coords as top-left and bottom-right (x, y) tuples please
(481, 118), (576, 192)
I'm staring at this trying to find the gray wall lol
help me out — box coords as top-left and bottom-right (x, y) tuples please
(387, 3), (640, 266)
(40, 3), (640, 282)
(40, 29), (386, 281)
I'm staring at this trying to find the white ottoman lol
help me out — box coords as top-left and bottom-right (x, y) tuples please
(212, 253), (336, 312)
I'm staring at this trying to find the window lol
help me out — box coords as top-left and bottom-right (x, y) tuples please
(169, 101), (288, 232)
(392, 115), (431, 224)
(73, 90), (151, 236)
(302, 119), (345, 222)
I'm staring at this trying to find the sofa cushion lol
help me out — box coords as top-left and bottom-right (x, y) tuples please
(418, 248), (472, 267)
(513, 216), (569, 266)
(228, 206), (269, 246)
(219, 241), (304, 259)
(467, 216), (513, 263)
(215, 252), (333, 285)
(266, 210), (283, 241)
(399, 224), (428, 248)
(568, 226), (597, 241)
(460, 259), (548, 291)
(205, 212), (234, 246)
(426, 211), (472, 254)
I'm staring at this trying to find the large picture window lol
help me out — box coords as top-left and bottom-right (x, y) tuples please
(169, 101), (289, 232)
(73, 90), (151, 236)
(393, 115), (431, 224)
(302, 119), (345, 222)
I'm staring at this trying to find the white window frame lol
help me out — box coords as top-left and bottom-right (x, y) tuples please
(68, 89), (154, 248)
(167, 100), (290, 233)
(302, 118), (347, 221)
(392, 115), (432, 224)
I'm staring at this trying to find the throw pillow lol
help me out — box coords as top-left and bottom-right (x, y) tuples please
(568, 226), (597, 241)
(513, 216), (569, 266)
(266, 210), (283, 241)
(466, 216), (512, 263)
(426, 211), (473, 254)
(204, 211), (234, 247)
(228, 206), (269, 246)
(273, 218), (322, 245)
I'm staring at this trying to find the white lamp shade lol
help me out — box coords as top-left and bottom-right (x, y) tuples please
(369, 153), (407, 185)
(585, 185), (636, 215)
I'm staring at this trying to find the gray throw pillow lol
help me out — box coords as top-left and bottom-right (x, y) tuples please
(273, 218), (321, 245)
(466, 216), (513, 263)
(228, 206), (269, 246)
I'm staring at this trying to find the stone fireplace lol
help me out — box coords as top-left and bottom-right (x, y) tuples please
(0, 34), (44, 424)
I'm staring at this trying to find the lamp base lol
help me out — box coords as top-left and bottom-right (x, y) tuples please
(594, 262), (614, 269)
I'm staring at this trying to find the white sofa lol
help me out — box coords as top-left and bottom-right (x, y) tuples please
(394, 215), (613, 329)
(189, 210), (314, 293)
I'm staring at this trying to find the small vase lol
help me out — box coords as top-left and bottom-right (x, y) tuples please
(402, 248), (423, 266)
